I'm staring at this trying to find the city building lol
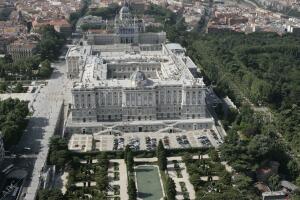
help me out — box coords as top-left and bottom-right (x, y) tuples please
(7, 40), (38, 60)
(50, 19), (72, 36)
(32, 18), (72, 36)
(65, 42), (214, 135)
(0, 36), (13, 53)
(129, 0), (148, 11)
(285, 24), (300, 34)
(65, 4), (213, 149)
(262, 191), (287, 200)
(86, 4), (166, 45)
(207, 2), (300, 34)
(280, 180), (299, 193)
(76, 15), (106, 32)
(15, 0), (82, 21)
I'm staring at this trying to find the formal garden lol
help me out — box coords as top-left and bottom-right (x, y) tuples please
(41, 137), (215, 200)
(182, 150), (240, 200)
(125, 141), (179, 200)
(0, 98), (29, 149)
(0, 82), (28, 93)
(64, 153), (109, 199)
(42, 133), (299, 200)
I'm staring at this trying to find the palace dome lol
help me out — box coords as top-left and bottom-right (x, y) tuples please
(130, 71), (148, 87)
(119, 6), (130, 20)
(120, 6), (130, 14)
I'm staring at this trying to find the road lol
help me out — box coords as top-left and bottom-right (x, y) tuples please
(242, 0), (259, 8)
(198, 0), (213, 33)
(9, 60), (71, 200)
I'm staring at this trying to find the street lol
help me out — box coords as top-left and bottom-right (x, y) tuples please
(8, 61), (70, 200)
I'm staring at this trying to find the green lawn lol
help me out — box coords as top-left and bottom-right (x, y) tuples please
(135, 165), (164, 200)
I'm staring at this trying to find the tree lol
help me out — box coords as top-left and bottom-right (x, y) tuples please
(209, 149), (220, 162)
(128, 178), (137, 200)
(227, 108), (238, 124)
(124, 145), (131, 163)
(182, 152), (192, 163)
(97, 152), (109, 168)
(80, 24), (105, 31)
(39, 59), (52, 78)
(37, 25), (65, 61)
(157, 140), (167, 171)
(13, 82), (24, 93)
(268, 174), (281, 191)
(96, 169), (108, 191)
(247, 134), (273, 160)
(234, 174), (253, 191)
(95, 152), (109, 192)
(190, 173), (200, 187)
(166, 176), (176, 200)
(0, 82), (7, 92)
(86, 3), (120, 19)
(287, 160), (299, 180)
(4, 54), (13, 63)
(199, 189), (245, 200)
(220, 172), (232, 185)
(291, 192), (300, 200)
(48, 137), (70, 169)
(127, 150), (134, 173)
(215, 103), (224, 119)
(0, 98), (29, 148)
(296, 176), (300, 187)
(2, 123), (19, 147)
(37, 189), (65, 200)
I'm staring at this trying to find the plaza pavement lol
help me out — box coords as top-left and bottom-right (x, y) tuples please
(72, 130), (223, 153)
(109, 159), (128, 200)
(11, 61), (72, 200)
(0, 93), (33, 102)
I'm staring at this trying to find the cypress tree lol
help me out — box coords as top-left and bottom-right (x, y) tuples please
(157, 140), (167, 171)
(127, 150), (134, 173)
(166, 176), (176, 200)
(128, 178), (137, 200)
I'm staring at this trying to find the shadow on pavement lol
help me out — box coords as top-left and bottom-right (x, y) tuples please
(138, 192), (153, 198)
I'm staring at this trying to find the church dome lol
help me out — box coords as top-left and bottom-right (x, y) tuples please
(120, 6), (130, 14)
(130, 71), (148, 87)
(119, 6), (130, 20)
(131, 70), (146, 81)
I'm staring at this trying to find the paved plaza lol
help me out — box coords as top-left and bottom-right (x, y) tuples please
(69, 128), (223, 152)
(0, 92), (33, 102)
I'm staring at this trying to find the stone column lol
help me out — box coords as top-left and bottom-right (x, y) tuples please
(181, 88), (186, 105)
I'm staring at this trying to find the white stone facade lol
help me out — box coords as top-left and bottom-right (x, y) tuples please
(71, 79), (207, 123)
(66, 46), (91, 79)
(66, 42), (214, 134)
(85, 5), (166, 45)
(65, 6), (214, 135)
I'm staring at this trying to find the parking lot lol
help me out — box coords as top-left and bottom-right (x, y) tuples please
(94, 129), (223, 151)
